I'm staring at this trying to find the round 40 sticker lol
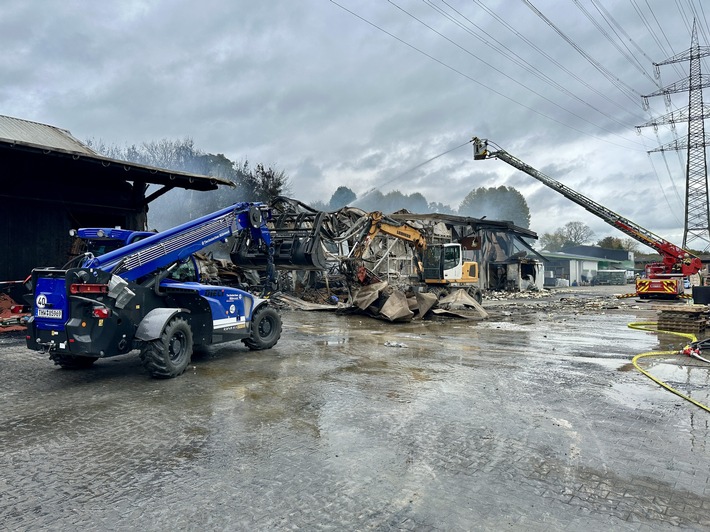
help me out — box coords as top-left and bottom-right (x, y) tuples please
(36, 294), (48, 308)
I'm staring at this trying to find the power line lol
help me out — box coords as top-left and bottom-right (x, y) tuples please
(630, 0), (686, 80)
(696, 0), (710, 43)
(644, 149), (684, 225)
(591, 0), (659, 75)
(329, 0), (644, 150)
(648, 0), (682, 52)
(425, 0), (644, 133)
(398, 0), (640, 140)
(471, 0), (640, 119)
(520, 0), (643, 105)
(572, 0), (659, 87)
(353, 140), (472, 205)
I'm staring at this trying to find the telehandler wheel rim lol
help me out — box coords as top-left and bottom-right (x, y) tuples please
(140, 316), (193, 378)
(169, 331), (188, 362)
(243, 306), (282, 350)
(258, 313), (274, 338)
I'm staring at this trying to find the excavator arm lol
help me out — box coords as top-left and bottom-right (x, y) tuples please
(352, 212), (427, 259)
(472, 137), (702, 277)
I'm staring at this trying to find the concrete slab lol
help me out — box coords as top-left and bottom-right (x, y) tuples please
(1, 285), (709, 530)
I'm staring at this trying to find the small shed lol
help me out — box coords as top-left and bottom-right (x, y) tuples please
(561, 245), (635, 271)
(538, 251), (602, 286)
(1, 115), (233, 281)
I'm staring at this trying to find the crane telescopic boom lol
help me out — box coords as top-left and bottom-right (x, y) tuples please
(471, 137), (702, 279)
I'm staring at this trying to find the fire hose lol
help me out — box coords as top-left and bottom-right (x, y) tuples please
(627, 322), (710, 413)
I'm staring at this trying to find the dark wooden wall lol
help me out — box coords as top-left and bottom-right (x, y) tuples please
(1, 154), (147, 280)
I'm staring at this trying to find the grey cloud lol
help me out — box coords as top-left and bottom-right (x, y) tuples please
(0, 0), (699, 243)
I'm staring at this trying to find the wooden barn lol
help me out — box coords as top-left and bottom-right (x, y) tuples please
(0, 115), (232, 282)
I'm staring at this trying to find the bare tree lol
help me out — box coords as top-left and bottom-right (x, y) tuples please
(621, 238), (640, 252)
(87, 138), (292, 228)
(539, 221), (594, 251)
(562, 221), (594, 246)
(539, 229), (567, 251)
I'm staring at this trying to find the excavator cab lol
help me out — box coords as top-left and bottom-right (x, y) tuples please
(423, 243), (478, 283)
(442, 244), (462, 280)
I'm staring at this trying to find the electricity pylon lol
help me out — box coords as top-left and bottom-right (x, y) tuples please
(638, 19), (710, 251)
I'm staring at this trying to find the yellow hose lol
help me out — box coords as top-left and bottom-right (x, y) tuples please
(627, 322), (710, 413)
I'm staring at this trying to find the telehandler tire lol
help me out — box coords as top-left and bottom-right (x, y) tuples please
(140, 316), (193, 378)
(243, 306), (282, 350)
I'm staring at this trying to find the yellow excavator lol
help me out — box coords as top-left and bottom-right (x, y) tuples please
(348, 211), (483, 303)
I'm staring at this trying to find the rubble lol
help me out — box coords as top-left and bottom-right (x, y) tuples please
(383, 341), (408, 348)
(0, 287), (28, 333)
(270, 279), (652, 324)
(413, 292), (438, 318)
(485, 288), (558, 301)
(272, 279), (497, 323)
(438, 289), (489, 318)
(351, 282), (423, 322)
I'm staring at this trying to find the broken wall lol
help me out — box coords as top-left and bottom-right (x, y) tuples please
(364, 237), (418, 280)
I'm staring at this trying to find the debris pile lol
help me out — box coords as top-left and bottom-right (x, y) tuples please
(655, 304), (710, 334)
(485, 288), (556, 301)
(0, 292), (27, 332)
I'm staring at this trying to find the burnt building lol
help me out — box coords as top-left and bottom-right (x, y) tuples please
(389, 212), (544, 291)
(0, 115), (232, 282)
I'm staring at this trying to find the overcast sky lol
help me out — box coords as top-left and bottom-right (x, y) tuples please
(2, 1), (708, 247)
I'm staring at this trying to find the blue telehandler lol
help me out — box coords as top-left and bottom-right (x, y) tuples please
(25, 202), (286, 378)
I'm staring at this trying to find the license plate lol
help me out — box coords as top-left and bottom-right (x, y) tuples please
(37, 309), (63, 319)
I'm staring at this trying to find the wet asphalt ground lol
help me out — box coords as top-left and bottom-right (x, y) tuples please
(1, 285), (710, 531)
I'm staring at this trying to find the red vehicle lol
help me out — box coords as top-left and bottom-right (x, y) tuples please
(472, 137), (702, 299)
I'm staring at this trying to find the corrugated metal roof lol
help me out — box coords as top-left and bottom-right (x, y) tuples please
(538, 251), (603, 261)
(0, 115), (96, 155)
(0, 114), (234, 190)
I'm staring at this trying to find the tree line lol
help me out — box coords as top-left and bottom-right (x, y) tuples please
(87, 138), (290, 229)
(90, 137), (660, 253)
(89, 137), (533, 230)
(315, 185), (531, 229)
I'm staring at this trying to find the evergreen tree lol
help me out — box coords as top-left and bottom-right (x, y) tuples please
(458, 186), (531, 228)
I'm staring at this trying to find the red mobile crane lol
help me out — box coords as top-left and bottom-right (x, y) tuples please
(472, 137), (703, 299)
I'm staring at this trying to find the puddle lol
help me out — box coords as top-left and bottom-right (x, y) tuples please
(644, 362), (710, 388)
(315, 337), (350, 347)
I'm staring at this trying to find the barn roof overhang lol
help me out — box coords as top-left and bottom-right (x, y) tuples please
(0, 136), (235, 203)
